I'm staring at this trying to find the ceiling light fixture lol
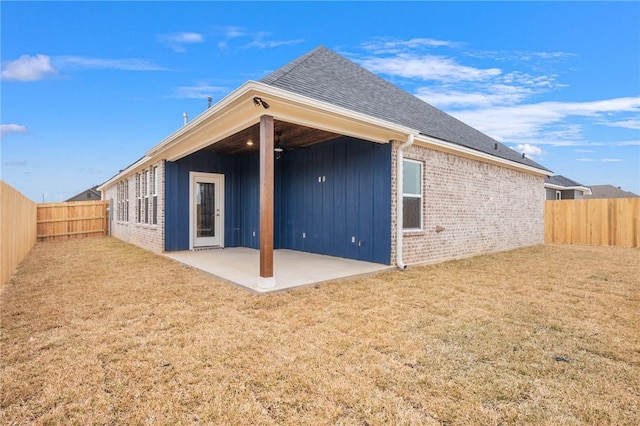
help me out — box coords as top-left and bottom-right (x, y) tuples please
(275, 131), (284, 159)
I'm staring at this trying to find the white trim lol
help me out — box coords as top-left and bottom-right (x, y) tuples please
(544, 183), (592, 195)
(402, 158), (423, 232)
(189, 172), (225, 249)
(146, 81), (418, 159)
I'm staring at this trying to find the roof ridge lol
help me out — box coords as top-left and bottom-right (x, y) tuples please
(260, 46), (328, 85)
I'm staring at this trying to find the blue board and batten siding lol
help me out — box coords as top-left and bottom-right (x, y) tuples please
(278, 137), (391, 264)
(164, 136), (392, 264)
(164, 151), (260, 251)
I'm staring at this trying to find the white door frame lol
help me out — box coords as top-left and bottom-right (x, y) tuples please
(189, 172), (225, 249)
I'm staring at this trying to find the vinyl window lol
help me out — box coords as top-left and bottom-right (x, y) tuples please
(151, 166), (158, 225)
(136, 174), (142, 223)
(403, 159), (423, 230)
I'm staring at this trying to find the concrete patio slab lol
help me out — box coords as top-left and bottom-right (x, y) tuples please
(163, 248), (392, 293)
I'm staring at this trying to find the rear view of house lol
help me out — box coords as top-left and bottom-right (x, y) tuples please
(100, 46), (550, 288)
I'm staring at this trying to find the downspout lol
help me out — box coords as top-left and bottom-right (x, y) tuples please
(396, 134), (415, 269)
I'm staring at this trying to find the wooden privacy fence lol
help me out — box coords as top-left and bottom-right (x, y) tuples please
(545, 198), (639, 248)
(1, 181), (38, 285)
(37, 200), (109, 242)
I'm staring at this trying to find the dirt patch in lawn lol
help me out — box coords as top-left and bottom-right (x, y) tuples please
(1, 238), (638, 424)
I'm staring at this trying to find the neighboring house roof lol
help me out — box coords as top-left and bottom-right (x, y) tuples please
(584, 185), (639, 199)
(544, 175), (592, 195)
(260, 46), (550, 172)
(65, 185), (101, 202)
(545, 175), (583, 188)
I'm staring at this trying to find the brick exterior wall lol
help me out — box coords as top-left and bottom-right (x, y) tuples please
(390, 141), (545, 266)
(103, 160), (165, 254)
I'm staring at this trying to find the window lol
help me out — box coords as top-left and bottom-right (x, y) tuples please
(136, 174), (142, 223)
(124, 179), (129, 221)
(403, 159), (423, 230)
(151, 166), (158, 225)
(133, 168), (157, 225)
(144, 169), (150, 224)
(116, 182), (121, 221)
(555, 190), (562, 200)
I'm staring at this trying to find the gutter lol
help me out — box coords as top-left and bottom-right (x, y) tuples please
(396, 134), (415, 270)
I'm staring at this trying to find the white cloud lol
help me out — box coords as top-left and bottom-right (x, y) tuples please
(360, 54), (501, 82)
(243, 38), (305, 49)
(601, 118), (640, 130)
(157, 32), (204, 52)
(173, 84), (227, 99)
(467, 49), (576, 63)
(1, 54), (56, 81)
(361, 38), (460, 54)
(215, 27), (304, 50)
(355, 37), (637, 153)
(577, 158), (624, 163)
(450, 97), (640, 144)
(1, 54), (167, 80)
(219, 26), (248, 39)
(417, 84), (531, 109)
(55, 56), (167, 71)
(512, 143), (543, 158)
(0, 124), (28, 138)
(616, 140), (640, 146)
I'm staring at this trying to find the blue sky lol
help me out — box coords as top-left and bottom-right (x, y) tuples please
(2, 1), (639, 202)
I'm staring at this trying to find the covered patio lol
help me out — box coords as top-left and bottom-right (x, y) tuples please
(163, 248), (391, 293)
(161, 85), (405, 290)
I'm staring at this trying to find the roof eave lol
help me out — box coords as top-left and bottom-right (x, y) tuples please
(414, 133), (551, 177)
(544, 183), (593, 194)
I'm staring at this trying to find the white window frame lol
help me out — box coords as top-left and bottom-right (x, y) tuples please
(556, 190), (562, 200)
(136, 173), (142, 223)
(116, 182), (122, 221)
(143, 169), (149, 224)
(151, 166), (158, 225)
(124, 179), (129, 222)
(403, 159), (423, 231)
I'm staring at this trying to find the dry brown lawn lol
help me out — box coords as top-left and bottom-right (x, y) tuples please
(1, 238), (638, 425)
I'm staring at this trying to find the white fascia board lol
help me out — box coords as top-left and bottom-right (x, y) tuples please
(99, 82), (261, 188)
(145, 81), (261, 158)
(253, 82), (418, 136)
(544, 183), (592, 194)
(102, 80), (418, 186)
(414, 133), (551, 177)
(148, 81), (419, 158)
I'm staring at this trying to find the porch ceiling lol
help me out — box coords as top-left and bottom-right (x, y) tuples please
(205, 120), (342, 155)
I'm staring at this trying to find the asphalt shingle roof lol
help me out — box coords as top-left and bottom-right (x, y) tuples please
(544, 175), (585, 188)
(584, 185), (639, 199)
(260, 46), (550, 172)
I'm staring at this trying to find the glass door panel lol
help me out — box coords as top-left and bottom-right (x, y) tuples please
(196, 182), (215, 237)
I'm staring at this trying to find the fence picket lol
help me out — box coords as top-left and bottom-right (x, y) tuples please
(37, 201), (108, 241)
(545, 198), (639, 248)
